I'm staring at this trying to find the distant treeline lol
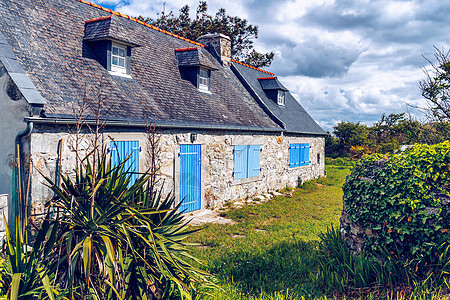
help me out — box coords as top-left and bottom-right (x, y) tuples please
(326, 113), (450, 158)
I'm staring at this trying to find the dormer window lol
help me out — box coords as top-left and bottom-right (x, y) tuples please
(258, 76), (289, 106)
(198, 68), (210, 91)
(111, 43), (126, 74)
(175, 47), (218, 93)
(83, 15), (139, 78)
(277, 90), (285, 106)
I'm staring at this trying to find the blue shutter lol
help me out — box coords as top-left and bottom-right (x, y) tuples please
(305, 143), (310, 165)
(300, 143), (310, 166)
(110, 141), (139, 185)
(233, 145), (247, 180)
(248, 145), (261, 177)
(289, 144), (300, 168)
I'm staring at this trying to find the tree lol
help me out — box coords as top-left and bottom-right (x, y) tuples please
(369, 113), (422, 152)
(137, 1), (274, 68)
(420, 47), (450, 122)
(333, 121), (369, 150)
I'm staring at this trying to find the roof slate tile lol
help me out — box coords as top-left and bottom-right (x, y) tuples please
(232, 61), (326, 135)
(0, 0), (280, 131)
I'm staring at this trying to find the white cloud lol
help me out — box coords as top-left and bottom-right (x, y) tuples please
(93, 0), (446, 129)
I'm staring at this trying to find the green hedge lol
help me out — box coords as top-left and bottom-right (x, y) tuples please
(343, 141), (450, 262)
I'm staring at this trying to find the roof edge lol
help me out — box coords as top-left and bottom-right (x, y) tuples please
(231, 59), (274, 75)
(26, 117), (284, 133)
(76, 0), (206, 48)
(174, 47), (199, 52)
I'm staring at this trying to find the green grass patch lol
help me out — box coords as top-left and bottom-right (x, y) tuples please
(188, 165), (351, 298)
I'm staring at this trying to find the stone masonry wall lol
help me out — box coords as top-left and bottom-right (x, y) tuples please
(29, 128), (325, 214)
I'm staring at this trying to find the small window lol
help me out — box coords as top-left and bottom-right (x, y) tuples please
(233, 145), (261, 180)
(317, 153), (320, 164)
(111, 43), (126, 74)
(277, 90), (285, 106)
(198, 68), (210, 91)
(289, 143), (310, 168)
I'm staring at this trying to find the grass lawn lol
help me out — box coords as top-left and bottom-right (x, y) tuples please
(187, 165), (353, 299)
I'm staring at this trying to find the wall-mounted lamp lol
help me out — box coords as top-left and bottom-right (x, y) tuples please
(190, 133), (197, 143)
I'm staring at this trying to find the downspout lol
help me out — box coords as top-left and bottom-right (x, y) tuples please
(12, 121), (33, 229)
(15, 121), (33, 147)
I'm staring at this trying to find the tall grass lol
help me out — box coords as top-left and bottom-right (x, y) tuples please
(316, 226), (412, 294)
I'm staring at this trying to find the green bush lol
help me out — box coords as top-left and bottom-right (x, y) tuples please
(343, 141), (450, 267)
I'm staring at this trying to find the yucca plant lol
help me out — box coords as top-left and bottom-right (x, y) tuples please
(3, 215), (69, 300)
(41, 148), (207, 299)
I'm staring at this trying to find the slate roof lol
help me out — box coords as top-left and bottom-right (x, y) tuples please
(0, 31), (46, 105)
(232, 62), (326, 135)
(0, 0), (280, 131)
(175, 48), (218, 70)
(258, 77), (288, 91)
(84, 15), (138, 47)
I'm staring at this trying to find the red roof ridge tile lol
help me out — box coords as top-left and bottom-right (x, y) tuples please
(231, 59), (275, 75)
(76, 0), (206, 48)
(257, 76), (277, 80)
(85, 15), (112, 24)
(174, 47), (199, 52)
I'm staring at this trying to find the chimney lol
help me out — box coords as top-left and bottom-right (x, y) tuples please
(197, 33), (231, 67)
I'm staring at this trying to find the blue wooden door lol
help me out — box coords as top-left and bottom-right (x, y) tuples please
(180, 144), (202, 212)
(110, 141), (140, 186)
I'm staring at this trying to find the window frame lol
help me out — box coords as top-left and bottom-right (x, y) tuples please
(198, 67), (210, 92)
(233, 145), (261, 180)
(277, 90), (285, 106)
(110, 43), (127, 74)
(289, 143), (310, 168)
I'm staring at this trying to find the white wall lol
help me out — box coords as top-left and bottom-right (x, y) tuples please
(0, 63), (30, 203)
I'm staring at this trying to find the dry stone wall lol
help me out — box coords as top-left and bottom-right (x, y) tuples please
(29, 128), (325, 213)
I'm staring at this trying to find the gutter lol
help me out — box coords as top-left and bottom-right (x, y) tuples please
(230, 63), (286, 130)
(24, 117), (284, 133)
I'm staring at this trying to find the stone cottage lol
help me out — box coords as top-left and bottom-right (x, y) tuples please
(0, 0), (326, 223)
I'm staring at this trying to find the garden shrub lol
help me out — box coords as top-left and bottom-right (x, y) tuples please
(343, 141), (450, 264)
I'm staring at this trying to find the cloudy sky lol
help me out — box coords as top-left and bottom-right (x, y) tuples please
(92, 0), (449, 131)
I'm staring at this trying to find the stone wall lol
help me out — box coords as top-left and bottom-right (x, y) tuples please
(29, 127), (325, 214)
